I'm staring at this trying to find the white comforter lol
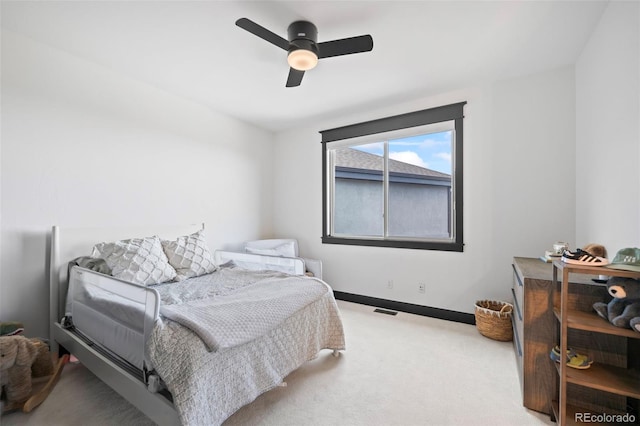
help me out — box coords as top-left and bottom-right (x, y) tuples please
(159, 270), (329, 351)
(147, 267), (346, 426)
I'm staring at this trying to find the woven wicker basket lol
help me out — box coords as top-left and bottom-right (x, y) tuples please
(474, 300), (514, 341)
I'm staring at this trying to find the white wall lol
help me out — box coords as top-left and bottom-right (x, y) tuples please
(273, 66), (577, 314)
(1, 30), (274, 338)
(576, 1), (640, 253)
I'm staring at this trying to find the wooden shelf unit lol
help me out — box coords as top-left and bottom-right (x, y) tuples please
(511, 257), (615, 415)
(551, 260), (640, 426)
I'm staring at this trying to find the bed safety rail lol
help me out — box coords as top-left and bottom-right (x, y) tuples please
(67, 266), (161, 369)
(214, 250), (306, 275)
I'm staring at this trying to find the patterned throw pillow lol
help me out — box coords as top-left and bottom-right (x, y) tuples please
(161, 230), (217, 281)
(92, 236), (177, 286)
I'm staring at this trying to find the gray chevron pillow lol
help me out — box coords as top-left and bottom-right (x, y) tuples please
(92, 235), (177, 286)
(162, 230), (217, 281)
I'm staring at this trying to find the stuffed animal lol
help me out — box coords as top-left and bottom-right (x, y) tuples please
(593, 276), (640, 333)
(0, 335), (38, 410)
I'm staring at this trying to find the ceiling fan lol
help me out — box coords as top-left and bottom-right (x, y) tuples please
(235, 18), (374, 87)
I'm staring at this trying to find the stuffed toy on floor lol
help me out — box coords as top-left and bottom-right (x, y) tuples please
(593, 276), (640, 333)
(0, 335), (38, 411)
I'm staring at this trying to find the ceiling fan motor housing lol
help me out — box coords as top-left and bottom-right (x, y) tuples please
(288, 20), (318, 43)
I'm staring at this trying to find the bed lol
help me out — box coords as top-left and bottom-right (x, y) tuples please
(49, 224), (346, 426)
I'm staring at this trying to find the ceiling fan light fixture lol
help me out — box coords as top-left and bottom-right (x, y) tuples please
(287, 49), (318, 71)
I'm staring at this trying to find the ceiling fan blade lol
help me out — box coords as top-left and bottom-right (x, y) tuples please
(236, 18), (289, 51)
(318, 35), (373, 59)
(286, 68), (305, 87)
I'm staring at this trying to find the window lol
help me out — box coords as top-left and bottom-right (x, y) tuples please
(320, 102), (466, 251)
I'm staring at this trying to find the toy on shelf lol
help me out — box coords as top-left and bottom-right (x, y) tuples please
(593, 276), (640, 333)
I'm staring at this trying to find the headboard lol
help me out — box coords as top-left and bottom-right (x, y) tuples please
(49, 223), (204, 344)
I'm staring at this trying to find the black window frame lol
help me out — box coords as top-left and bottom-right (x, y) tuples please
(320, 101), (466, 252)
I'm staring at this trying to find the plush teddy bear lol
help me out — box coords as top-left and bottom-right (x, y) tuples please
(0, 335), (38, 411)
(593, 276), (640, 333)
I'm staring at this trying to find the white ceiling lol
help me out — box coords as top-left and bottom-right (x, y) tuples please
(2, 1), (608, 132)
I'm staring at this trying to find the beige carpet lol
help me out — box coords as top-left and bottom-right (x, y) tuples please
(1, 301), (552, 426)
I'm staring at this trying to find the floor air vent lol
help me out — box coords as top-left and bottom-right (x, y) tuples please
(374, 308), (398, 316)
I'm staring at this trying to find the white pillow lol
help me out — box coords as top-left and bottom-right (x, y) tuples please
(162, 230), (217, 281)
(92, 236), (177, 286)
(246, 241), (296, 258)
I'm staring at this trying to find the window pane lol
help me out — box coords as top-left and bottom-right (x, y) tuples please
(387, 131), (453, 239)
(332, 144), (384, 237)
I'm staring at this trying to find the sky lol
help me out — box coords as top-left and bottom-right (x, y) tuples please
(354, 130), (453, 174)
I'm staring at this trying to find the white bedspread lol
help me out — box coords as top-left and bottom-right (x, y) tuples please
(159, 275), (328, 351)
(147, 267), (346, 426)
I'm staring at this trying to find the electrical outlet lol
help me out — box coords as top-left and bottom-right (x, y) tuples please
(387, 280), (394, 289)
(418, 283), (426, 294)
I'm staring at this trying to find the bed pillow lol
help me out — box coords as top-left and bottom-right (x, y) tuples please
(161, 230), (217, 281)
(245, 241), (296, 258)
(91, 235), (177, 286)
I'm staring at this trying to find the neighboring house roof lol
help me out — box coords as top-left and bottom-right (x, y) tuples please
(335, 147), (451, 180)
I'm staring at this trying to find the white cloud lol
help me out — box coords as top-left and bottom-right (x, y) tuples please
(434, 152), (451, 162)
(355, 142), (384, 155)
(389, 151), (428, 168)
